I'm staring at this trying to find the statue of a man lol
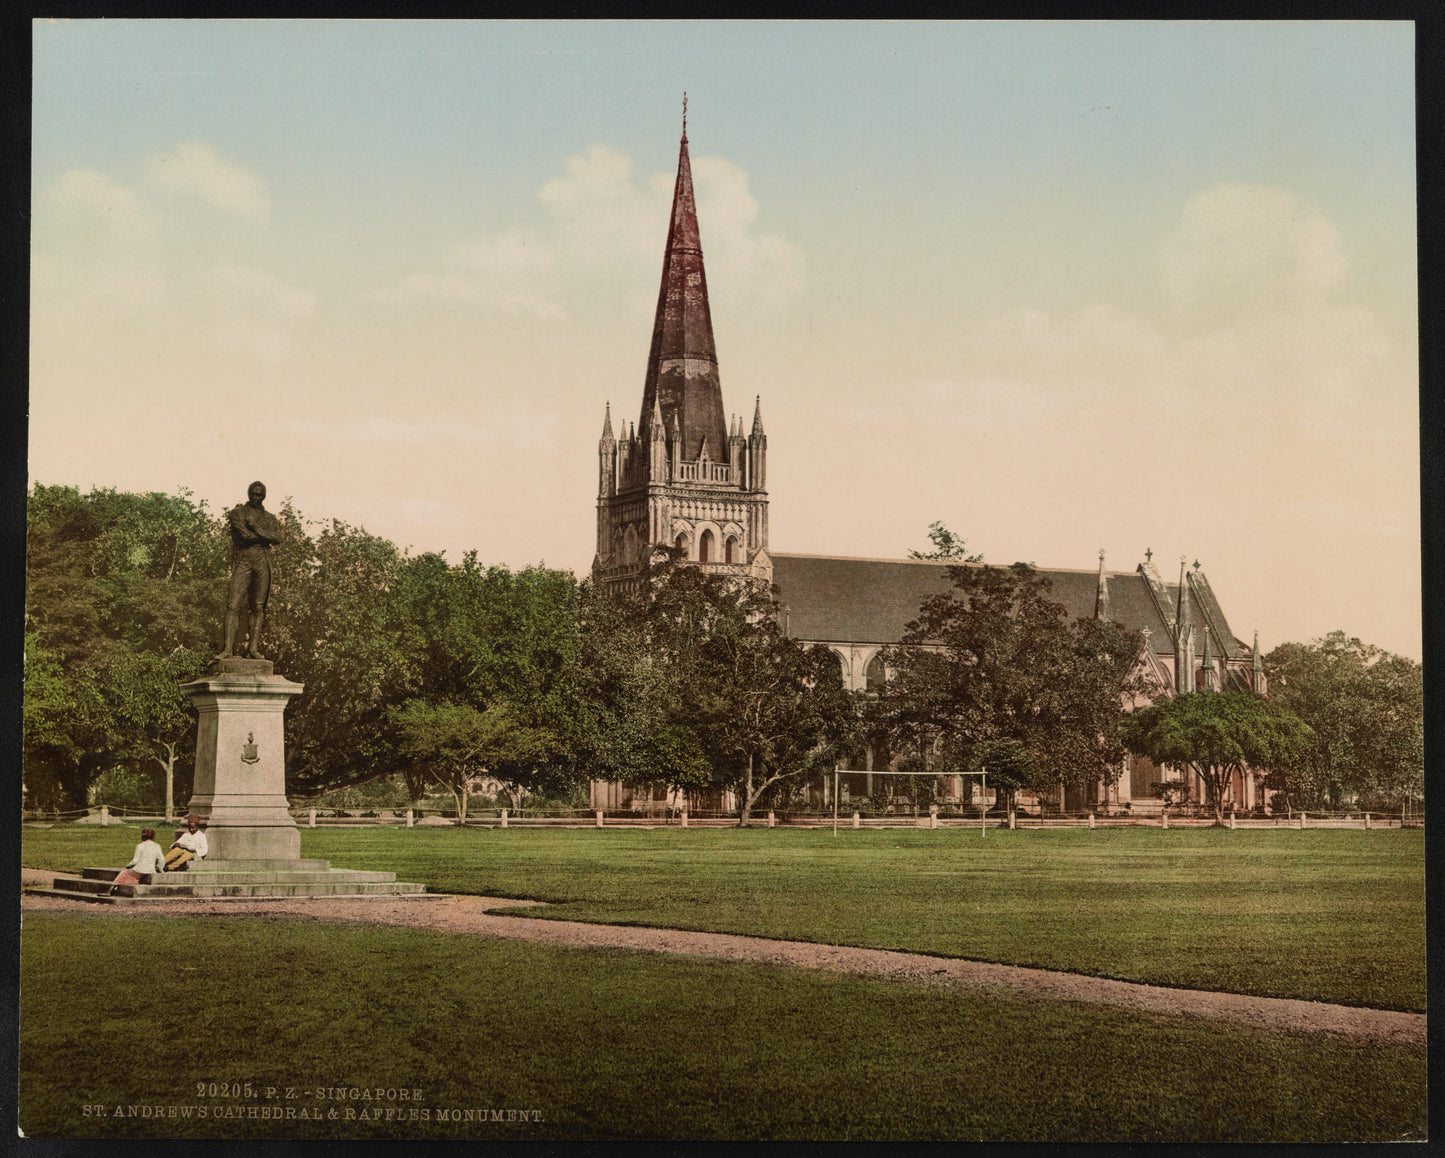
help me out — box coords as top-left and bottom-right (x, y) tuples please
(218, 481), (283, 659)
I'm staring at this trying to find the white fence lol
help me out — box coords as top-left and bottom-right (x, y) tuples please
(27, 804), (1423, 831)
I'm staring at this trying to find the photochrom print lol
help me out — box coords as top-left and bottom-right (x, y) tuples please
(22, 20), (1424, 1143)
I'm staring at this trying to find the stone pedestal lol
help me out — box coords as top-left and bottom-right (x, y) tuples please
(182, 658), (304, 862)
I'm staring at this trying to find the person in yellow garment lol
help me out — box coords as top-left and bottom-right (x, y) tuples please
(164, 813), (209, 871)
(110, 827), (166, 894)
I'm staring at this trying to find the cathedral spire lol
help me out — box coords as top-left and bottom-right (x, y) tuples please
(637, 115), (729, 463)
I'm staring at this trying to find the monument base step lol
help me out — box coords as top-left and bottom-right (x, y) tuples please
(32, 864), (428, 902)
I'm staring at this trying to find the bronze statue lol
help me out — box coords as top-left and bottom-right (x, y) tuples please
(218, 481), (283, 659)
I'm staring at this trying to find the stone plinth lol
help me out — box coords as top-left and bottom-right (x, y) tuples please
(182, 664), (304, 862)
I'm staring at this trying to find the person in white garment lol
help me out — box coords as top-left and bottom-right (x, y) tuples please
(164, 814), (209, 871)
(110, 827), (166, 893)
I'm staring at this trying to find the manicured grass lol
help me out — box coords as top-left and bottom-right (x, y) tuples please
(18, 913), (1425, 1142)
(23, 824), (1426, 1011)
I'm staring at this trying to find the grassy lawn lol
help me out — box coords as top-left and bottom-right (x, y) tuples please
(22, 824), (1426, 1011)
(18, 913), (1426, 1142)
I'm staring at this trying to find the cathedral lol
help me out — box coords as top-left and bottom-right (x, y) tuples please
(591, 119), (1267, 815)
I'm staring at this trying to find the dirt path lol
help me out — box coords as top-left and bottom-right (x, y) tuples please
(21, 870), (1425, 1047)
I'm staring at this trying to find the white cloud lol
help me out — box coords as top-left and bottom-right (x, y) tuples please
(373, 143), (804, 319)
(48, 168), (142, 225)
(143, 141), (270, 217)
(34, 169), (164, 311)
(212, 264), (315, 359)
(845, 188), (1399, 449)
(1159, 185), (1346, 315)
(1284, 496), (1416, 540)
(35, 144), (278, 320)
(368, 229), (562, 318)
(691, 155), (805, 314)
(831, 376), (1050, 433)
(282, 408), (558, 452)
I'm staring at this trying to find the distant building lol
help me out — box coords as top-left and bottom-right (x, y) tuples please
(591, 119), (1266, 815)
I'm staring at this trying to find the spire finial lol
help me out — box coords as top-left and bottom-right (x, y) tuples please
(1145, 547), (1152, 564)
(682, 92), (688, 140)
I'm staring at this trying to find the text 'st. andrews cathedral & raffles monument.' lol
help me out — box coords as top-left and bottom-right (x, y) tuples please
(591, 113), (1268, 815)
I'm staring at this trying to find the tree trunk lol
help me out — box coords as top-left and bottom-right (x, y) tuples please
(738, 754), (755, 827)
(157, 743), (177, 824)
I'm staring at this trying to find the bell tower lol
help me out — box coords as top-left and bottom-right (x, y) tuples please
(593, 105), (771, 593)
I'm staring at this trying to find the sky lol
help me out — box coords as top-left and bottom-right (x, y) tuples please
(29, 21), (1421, 659)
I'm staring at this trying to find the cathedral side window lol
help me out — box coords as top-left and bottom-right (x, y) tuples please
(725, 536), (737, 564)
(699, 529), (714, 564)
(865, 654), (887, 693)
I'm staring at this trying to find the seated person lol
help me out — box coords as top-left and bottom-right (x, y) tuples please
(164, 814), (209, 871)
(111, 827), (166, 893)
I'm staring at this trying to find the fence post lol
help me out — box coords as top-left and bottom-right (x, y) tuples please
(405, 808), (414, 828)
(308, 808), (316, 829)
(1008, 809), (1016, 830)
(852, 811), (860, 830)
(100, 805), (110, 827)
(1161, 810), (1168, 829)
(500, 809), (508, 829)
(1364, 812), (1371, 830)
(681, 810), (688, 828)
(1300, 811), (1307, 830)
(1229, 811), (1236, 830)
(595, 810), (604, 829)
(1088, 812), (1095, 830)
(767, 810), (775, 828)
(930, 805), (939, 830)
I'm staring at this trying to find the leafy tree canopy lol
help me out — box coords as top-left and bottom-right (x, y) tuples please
(605, 555), (861, 823)
(873, 561), (1146, 807)
(1122, 691), (1312, 824)
(907, 521), (982, 563)
(1263, 632), (1423, 811)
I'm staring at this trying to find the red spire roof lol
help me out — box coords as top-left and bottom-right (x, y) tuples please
(637, 126), (729, 463)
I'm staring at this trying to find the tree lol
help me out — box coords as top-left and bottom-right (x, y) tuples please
(573, 579), (713, 810)
(1264, 632), (1423, 811)
(102, 647), (209, 820)
(22, 632), (111, 810)
(265, 510), (416, 795)
(873, 562), (1147, 810)
(391, 699), (557, 823)
(24, 485), (227, 808)
(622, 557), (861, 825)
(1122, 692), (1312, 825)
(907, 521), (983, 563)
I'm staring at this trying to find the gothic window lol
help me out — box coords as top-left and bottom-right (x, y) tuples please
(623, 525), (638, 564)
(675, 532), (688, 556)
(725, 536), (738, 564)
(865, 654), (887, 692)
(699, 529), (714, 564)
